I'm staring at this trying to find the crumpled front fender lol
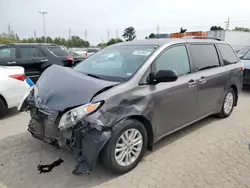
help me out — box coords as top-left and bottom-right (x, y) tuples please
(72, 125), (111, 174)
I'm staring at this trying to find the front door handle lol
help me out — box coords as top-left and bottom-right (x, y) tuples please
(199, 76), (207, 84)
(188, 79), (197, 87)
(7, 61), (16, 64)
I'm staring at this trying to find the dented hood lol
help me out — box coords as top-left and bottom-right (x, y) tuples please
(35, 65), (118, 111)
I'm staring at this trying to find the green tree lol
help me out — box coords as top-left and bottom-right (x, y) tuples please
(46, 36), (54, 43)
(233, 27), (250, 32)
(107, 38), (123, 46)
(210, 26), (224, 31)
(149, 33), (156, 38)
(123, 27), (136, 41)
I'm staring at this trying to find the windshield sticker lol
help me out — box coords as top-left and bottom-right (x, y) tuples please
(126, 73), (133, 76)
(132, 51), (152, 56)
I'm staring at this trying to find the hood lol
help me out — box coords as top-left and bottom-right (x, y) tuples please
(35, 65), (118, 111)
(241, 59), (250, 69)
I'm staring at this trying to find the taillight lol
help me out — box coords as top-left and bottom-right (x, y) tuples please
(241, 64), (244, 71)
(85, 52), (88, 57)
(67, 57), (74, 65)
(9, 74), (26, 81)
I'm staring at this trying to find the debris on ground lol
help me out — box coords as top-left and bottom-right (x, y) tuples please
(37, 158), (64, 174)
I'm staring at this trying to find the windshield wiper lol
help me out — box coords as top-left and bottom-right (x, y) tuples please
(198, 65), (219, 71)
(85, 73), (101, 79)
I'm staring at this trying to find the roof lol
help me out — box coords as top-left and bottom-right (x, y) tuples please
(2, 43), (58, 46)
(114, 38), (224, 47)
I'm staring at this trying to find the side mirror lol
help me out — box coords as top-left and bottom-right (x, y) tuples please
(156, 70), (178, 83)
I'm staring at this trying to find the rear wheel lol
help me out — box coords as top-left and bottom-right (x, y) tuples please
(100, 119), (148, 174)
(218, 88), (235, 118)
(0, 98), (7, 118)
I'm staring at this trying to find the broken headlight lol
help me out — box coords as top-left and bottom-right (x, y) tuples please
(58, 101), (103, 130)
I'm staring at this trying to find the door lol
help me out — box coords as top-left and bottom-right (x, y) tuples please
(0, 46), (17, 66)
(16, 46), (47, 81)
(189, 44), (227, 118)
(150, 45), (198, 138)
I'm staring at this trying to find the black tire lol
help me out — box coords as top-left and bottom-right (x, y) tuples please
(0, 98), (7, 118)
(218, 88), (236, 118)
(100, 119), (148, 174)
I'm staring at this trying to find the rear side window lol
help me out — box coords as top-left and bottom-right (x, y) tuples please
(20, 47), (45, 58)
(48, 47), (70, 57)
(190, 44), (219, 71)
(0, 48), (16, 59)
(217, 44), (238, 65)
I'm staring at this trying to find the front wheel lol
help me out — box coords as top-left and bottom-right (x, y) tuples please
(100, 119), (148, 174)
(218, 88), (235, 118)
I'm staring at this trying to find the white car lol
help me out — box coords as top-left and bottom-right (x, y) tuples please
(0, 66), (30, 117)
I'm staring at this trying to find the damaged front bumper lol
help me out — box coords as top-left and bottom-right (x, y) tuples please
(21, 93), (111, 175)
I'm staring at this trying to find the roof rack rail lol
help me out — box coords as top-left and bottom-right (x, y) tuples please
(182, 36), (222, 41)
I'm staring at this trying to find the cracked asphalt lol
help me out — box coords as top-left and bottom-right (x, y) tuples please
(1, 90), (250, 188)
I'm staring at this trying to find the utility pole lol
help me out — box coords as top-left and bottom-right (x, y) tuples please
(116, 30), (118, 38)
(8, 23), (11, 36)
(34, 30), (37, 39)
(225, 17), (230, 30)
(38, 11), (48, 43)
(157, 24), (160, 35)
(108, 30), (110, 41)
(84, 29), (87, 41)
(69, 28), (71, 39)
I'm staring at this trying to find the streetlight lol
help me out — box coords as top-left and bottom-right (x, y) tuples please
(38, 11), (48, 43)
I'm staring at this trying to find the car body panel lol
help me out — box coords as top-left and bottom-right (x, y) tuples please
(0, 66), (30, 108)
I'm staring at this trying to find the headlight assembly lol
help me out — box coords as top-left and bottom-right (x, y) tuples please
(58, 101), (103, 130)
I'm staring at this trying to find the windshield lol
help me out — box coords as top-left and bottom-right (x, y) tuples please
(74, 45), (156, 82)
(242, 50), (250, 60)
(238, 47), (250, 55)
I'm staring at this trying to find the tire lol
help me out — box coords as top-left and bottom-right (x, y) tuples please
(0, 98), (7, 118)
(218, 88), (236, 118)
(100, 119), (148, 174)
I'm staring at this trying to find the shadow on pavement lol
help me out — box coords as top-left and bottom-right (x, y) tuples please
(0, 132), (118, 188)
(0, 115), (221, 188)
(1, 108), (20, 120)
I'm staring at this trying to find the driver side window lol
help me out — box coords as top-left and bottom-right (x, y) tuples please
(155, 45), (190, 76)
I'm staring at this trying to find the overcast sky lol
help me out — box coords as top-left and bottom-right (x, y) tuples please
(1, 0), (250, 45)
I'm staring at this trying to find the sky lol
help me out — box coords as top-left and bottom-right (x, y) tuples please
(1, 0), (250, 45)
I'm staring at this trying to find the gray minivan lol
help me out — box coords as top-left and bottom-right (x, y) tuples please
(19, 38), (243, 175)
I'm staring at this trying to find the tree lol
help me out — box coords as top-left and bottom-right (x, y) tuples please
(210, 26), (224, 31)
(107, 38), (123, 46)
(149, 33), (156, 38)
(233, 27), (250, 32)
(123, 27), (136, 41)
